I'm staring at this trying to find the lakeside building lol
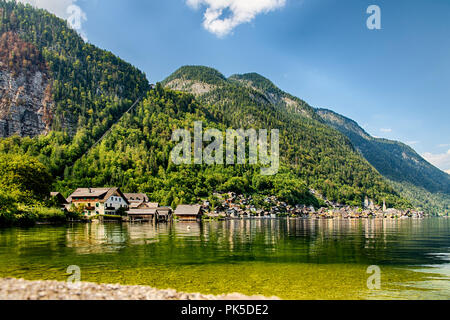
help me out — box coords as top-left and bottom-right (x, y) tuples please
(174, 205), (204, 221)
(127, 206), (173, 222)
(67, 188), (129, 216)
(123, 193), (161, 210)
(124, 193), (149, 202)
(123, 193), (173, 222)
(50, 192), (69, 209)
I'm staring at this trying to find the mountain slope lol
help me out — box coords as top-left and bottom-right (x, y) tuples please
(0, 31), (53, 137)
(228, 73), (319, 120)
(316, 108), (450, 194)
(57, 86), (321, 208)
(0, 0), (149, 175)
(316, 108), (450, 215)
(164, 67), (319, 120)
(163, 66), (408, 208)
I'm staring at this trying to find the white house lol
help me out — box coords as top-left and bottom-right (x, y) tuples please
(67, 188), (130, 216)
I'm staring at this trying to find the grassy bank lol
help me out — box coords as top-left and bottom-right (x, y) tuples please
(0, 205), (79, 227)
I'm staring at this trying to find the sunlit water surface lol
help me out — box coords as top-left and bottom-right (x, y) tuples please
(0, 218), (449, 300)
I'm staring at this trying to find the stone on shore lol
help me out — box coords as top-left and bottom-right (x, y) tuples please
(0, 278), (279, 300)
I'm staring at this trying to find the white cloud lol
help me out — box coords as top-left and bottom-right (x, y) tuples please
(18, 0), (87, 40)
(380, 128), (392, 133)
(186, 0), (286, 37)
(422, 149), (450, 173)
(438, 143), (450, 148)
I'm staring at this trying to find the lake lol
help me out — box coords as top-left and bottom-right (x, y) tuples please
(0, 218), (449, 300)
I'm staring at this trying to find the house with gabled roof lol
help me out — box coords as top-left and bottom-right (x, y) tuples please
(50, 192), (69, 209)
(174, 205), (203, 221)
(124, 193), (149, 203)
(123, 193), (159, 210)
(67, 187), (129, 217)
(127, 206), (173, 222)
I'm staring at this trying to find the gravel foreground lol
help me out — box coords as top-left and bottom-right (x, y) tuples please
(0, 278), (279, 300)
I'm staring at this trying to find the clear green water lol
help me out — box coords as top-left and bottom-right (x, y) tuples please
(0, 218), (449, 300)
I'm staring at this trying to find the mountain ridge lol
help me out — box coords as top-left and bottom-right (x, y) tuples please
(163, 65), (449, 214)
(162, 65), (410, 208)
(163, 65), (320, 120)
(316, 107), (450, 215)
(316, 108), (450, 194)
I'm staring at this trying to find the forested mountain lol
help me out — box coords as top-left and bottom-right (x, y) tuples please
(316, 108), (450, 215)
(0, 0), (149, 175)
(163, 66), (449, 215)
(162, 66), (408, 208)
(55, 86), (322, 208)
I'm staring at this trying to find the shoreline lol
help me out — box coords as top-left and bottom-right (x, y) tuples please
(1, 215), (446, 228)
(0, 278), (279, 300)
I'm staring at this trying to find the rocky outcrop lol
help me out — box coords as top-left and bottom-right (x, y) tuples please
(0, 68), (53, 137)
(0, 32), (53, 138)
(164, 78), (216, 95)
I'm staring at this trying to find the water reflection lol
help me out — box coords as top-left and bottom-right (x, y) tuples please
(0, 218), (449, 299)
(55, 218), (450, 266)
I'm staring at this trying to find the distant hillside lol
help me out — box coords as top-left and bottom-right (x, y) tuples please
(0, 0), (149, 175)
(316, 108), (450, 215)
(316, 108), (450, 194)
(56, 87), (321, 208)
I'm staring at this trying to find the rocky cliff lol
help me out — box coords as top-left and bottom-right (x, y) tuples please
(0, 31), (53, 138)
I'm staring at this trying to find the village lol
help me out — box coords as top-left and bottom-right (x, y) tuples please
(50, 187), (428, 223)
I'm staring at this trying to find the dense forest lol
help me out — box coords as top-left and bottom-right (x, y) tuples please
(0, 31), (47, 75)
(0, 0), (147, 224)
(0, 152), (71, 225)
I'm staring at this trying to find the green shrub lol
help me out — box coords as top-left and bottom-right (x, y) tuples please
(31, 206), (66, 223)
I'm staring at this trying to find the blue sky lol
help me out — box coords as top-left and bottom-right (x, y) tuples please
(20, 0), (450, 173)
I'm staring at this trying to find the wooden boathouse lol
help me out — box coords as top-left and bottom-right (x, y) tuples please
(174, 205), (204, 221)
(127, 207), (173, 223)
